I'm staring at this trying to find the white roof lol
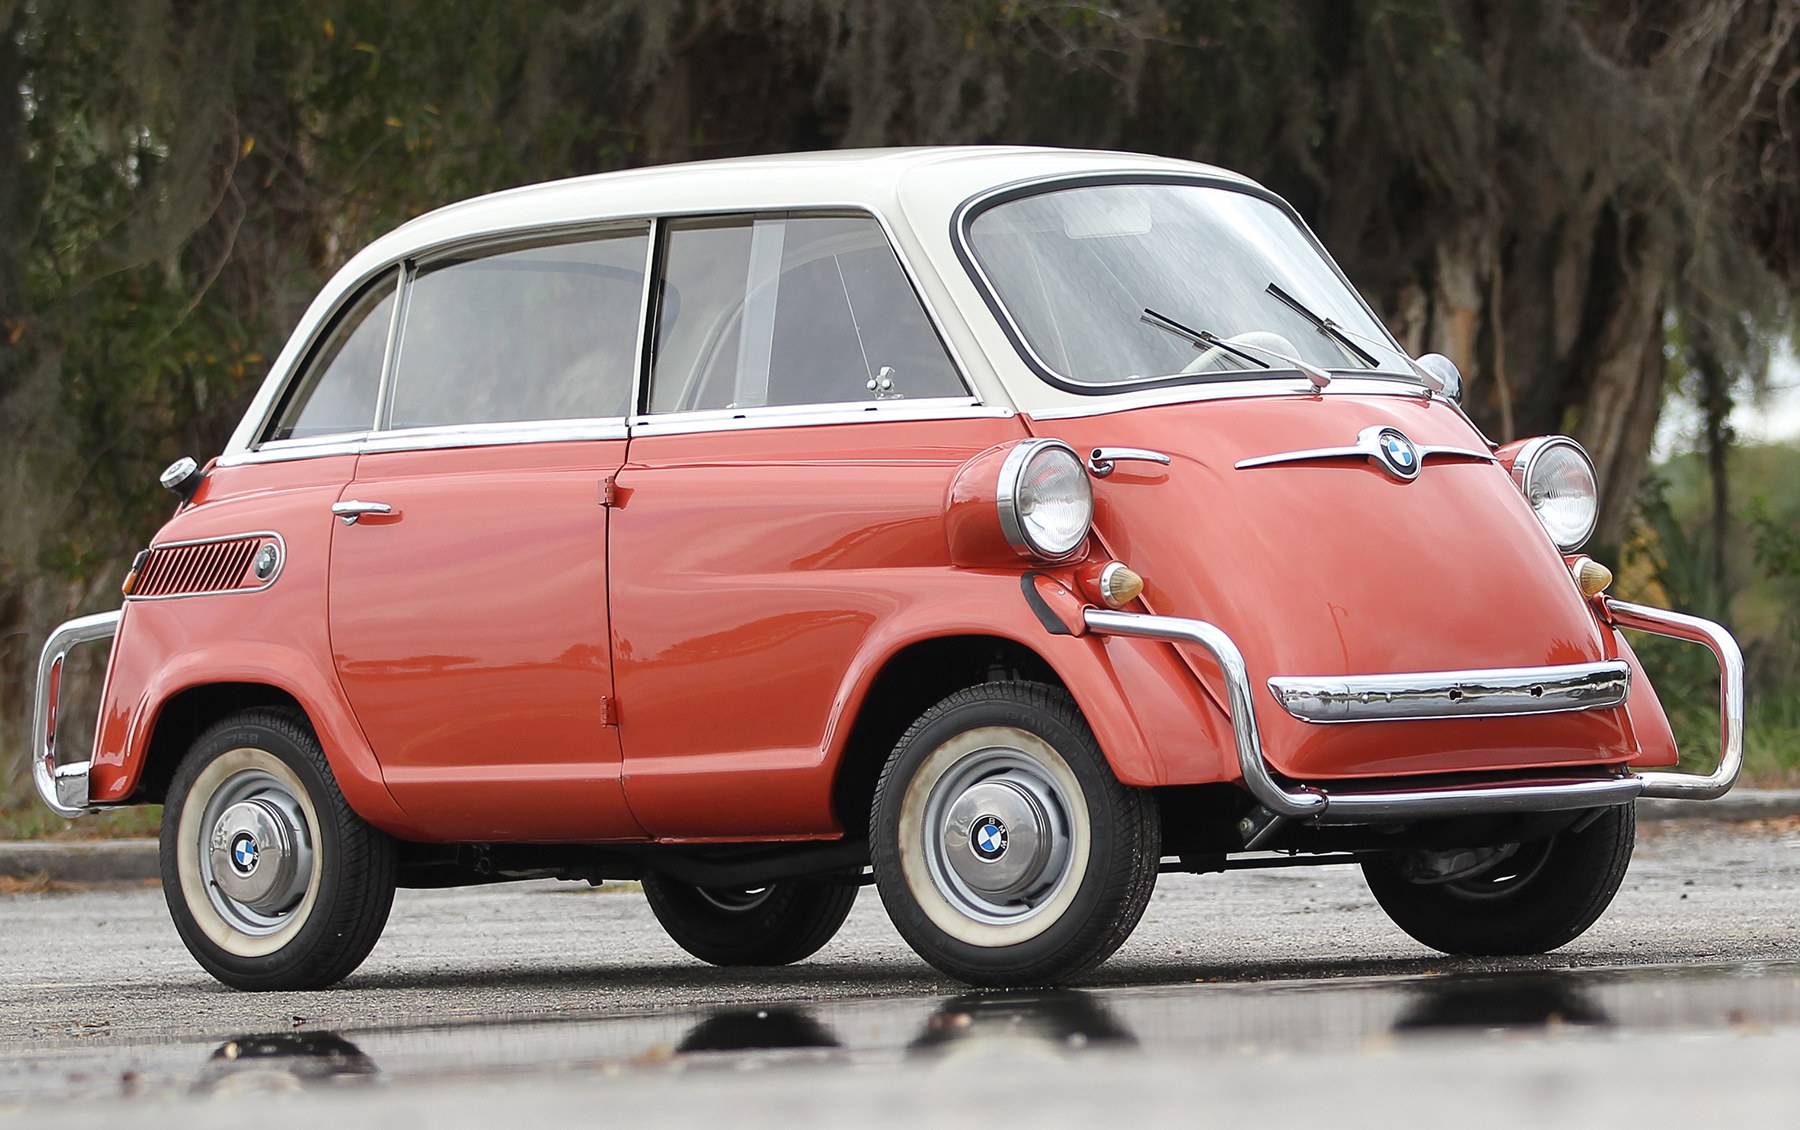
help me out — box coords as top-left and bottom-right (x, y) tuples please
(226, 146), (1354, 454)
(352, 146), (1252, 269)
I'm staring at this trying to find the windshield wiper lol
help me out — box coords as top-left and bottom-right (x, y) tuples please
(1141, 308), (1331, 389)
(1265, 284), (1380, 369)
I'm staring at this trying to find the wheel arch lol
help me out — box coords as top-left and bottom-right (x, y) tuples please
(90, 638), (415, 835)
(830, 634), (1063, 839)
(135, 682), (307, 805)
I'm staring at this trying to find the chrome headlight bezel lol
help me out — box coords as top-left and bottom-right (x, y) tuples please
(997, 439), (1094, 561)
(1511, 436), (1599, 552)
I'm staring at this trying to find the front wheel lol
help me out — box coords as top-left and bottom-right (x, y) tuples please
(160, 707), (397, 991)
(871, 682), (1160, 986)
(1361, 804), (1635, 955)
(642, 875), (858, 966)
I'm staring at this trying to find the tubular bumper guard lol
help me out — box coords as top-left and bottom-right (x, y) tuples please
(31, 610), (122, 819)
(1083, 596), (1742, 826)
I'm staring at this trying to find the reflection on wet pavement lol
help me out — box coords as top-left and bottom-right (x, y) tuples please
(193, 1033), (378, 1095)
(7, 960), (1800, 1105)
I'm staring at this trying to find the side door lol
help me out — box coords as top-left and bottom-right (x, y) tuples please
(611, 211), (1018, 838)
(327, 226), (652, 842)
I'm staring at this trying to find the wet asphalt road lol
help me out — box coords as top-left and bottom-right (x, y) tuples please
(3, 817), (1798, 1126)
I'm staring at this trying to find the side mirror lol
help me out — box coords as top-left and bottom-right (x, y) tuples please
(1416, 354), (1464, 406)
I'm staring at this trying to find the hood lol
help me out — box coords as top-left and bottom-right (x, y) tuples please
(1029, 391), (1637, 779)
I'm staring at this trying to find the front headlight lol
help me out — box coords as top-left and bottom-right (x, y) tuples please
(1511, 436), (1598, 551)
(997, 440), (1093, 559)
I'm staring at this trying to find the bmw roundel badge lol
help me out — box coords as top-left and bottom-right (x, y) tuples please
(1372, 427), (1421, 481)
(231, 833), (260, 874)
(972, 817), (1009, 860)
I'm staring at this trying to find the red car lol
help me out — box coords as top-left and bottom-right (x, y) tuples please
(33, 148), (1742, 991)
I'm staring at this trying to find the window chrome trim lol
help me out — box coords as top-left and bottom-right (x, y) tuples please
(628, 397), (1005, 438)
(1268, 661), (1631, 723)
(642, 206), (982, 416)
(219, 420), (633, 466)
(361, 418), (632, 452)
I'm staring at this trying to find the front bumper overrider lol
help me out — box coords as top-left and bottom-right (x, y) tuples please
(1083, 596), (1742, 837)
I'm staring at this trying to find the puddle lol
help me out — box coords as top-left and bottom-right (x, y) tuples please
(7, 959), (1800, 1104)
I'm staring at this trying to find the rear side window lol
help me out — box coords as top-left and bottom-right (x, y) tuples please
(648, 213), (964, 414)
(388, 227), (649, 429)
(265, 272), (397, 442)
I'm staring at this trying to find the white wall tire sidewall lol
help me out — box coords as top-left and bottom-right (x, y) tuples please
(175, 746), (324, 959)
(896, 725), (1091, 948)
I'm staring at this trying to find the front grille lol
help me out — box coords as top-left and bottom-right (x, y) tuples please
(133, 537), (263, 598)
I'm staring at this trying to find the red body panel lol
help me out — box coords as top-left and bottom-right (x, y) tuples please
(1029, 393), (1649, 780)
(329, 441), (642, 842)
(85, 393), (1678, 844)
(87, 456), (415, 834)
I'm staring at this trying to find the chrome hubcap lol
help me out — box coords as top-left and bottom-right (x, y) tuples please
(200, 772), (315, 933)
(925, 750), (1073, 926)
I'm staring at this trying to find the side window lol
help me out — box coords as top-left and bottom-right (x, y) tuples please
(649, 213), (965, 414)
(388, 228), (649, 429)
(265, 271), (396, 442)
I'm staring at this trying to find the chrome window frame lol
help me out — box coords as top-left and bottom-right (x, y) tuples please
(640, 206), (979, 425)
(257, 268), (405, 450)
(380, 220), (655, 433)
(228, 204), (989, 465)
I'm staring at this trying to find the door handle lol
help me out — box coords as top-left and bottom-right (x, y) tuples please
(331, 500), (393, 525)
(1087, 447), (1172, 477)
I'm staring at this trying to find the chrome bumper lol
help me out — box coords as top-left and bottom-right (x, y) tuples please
(1269, 661), (1631, 723)
(31, 610), (122, 819)
(1083, 597), (1742, 828)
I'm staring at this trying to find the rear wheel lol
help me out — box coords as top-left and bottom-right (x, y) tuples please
(642, 875), (858, 966)
(160, 707), (397, 991)
(872, 682), (1160, 986)
(1361, 804), (1635, 955)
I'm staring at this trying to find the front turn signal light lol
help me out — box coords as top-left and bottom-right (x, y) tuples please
(1570, 556), (1613, 597)
(121, 548), (150, 597)
(1082, 561), (1145, 609)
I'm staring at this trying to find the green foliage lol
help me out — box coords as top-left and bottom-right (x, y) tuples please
(1625, 442), (1800, 783)
(6, 0), (1800, 818)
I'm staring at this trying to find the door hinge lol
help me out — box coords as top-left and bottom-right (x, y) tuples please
(599, 695), (619, 727)
(599, 475), (618, 507)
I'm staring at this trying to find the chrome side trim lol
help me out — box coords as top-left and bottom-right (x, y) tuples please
(32, 610), (122, 818)
(1081, 608), (1646, 824)
(1269, 661), (1631, 723)
(1604, 598), (1744, 800)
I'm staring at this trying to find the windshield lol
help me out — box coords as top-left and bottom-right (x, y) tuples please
(964, 181), (1418, 389)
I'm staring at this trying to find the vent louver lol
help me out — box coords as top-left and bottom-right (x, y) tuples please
(131, 536), (273, 598)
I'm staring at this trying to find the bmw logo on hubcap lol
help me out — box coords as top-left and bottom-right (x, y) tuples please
(231, 833), (260, 875)
(1372, 427), (1420, 481)
(972, 817), (1009, 860)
